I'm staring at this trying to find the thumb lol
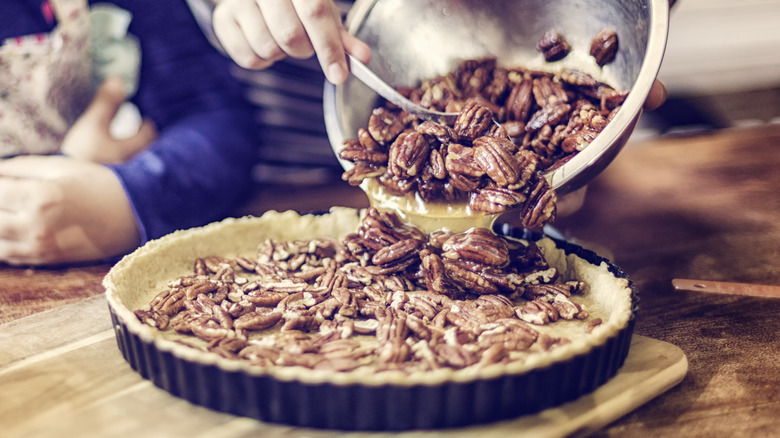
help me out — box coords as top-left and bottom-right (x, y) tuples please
(82, 77), (128, 128)
(643, 80), (668, 111)
(115, 119), (158, 160)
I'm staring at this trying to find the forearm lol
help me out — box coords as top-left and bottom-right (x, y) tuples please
(108, 109), (256, 243)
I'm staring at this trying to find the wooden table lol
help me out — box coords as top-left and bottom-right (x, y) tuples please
(2, 124), (778, 436)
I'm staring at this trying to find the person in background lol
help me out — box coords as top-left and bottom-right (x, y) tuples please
(0, 0), (256, 266)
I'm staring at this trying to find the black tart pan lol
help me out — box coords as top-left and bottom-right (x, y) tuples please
(105, 210), (638, 431)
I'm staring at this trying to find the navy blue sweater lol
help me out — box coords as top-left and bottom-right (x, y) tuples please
(2, 0), (257, 246)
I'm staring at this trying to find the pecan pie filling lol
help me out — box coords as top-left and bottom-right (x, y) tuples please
(133, 208), (619, 374)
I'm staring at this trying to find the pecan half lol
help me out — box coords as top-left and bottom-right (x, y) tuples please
(524, 282), (579, 300)
(455, 58), (497, 98)
(516, 299), (559, 325)
(447, 172), (482, 193)
(233, 312), (282, 330)
(551, 293), (584, 319)
(505, 79), (533, 123)
(416, 120), (453, 144)
(338, 141), (389, 165)
(517, 175), (557, 230)
(532, 76), (568, 107)
(245, 291), (287, 307)
(478, 320), (537, 350)
(443, 260), (500, 295)
(388, 131), (430, 178)
(537, 30), (570, 62)
(473, 136), (520, 187)
(445, 143), (485, 178)
(453, 101), (494, 142)
(159, 290), (186, 316)
(526, 102), (572, 132)
(420, 249), (450, 295)
(371, 238), (424, 266)
(469, 187), (525, 214)
(561, 128), (598, 153)
(368, 107), (405, 143)
(427, 148), (447, 180)
(441, 228), (510, 267)
(358, 127), (384, 151)
(134, 309), (169, 330)
(559, 69), (599, 89)
(342, 162), (385, 186)
(590, 29), (619, 66)
(189, 318), (233, 341)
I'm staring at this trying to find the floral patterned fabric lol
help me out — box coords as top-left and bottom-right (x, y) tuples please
(0, 0), (92, 157)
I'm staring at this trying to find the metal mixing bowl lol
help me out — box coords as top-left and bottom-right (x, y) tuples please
(324, 0), (669, 196)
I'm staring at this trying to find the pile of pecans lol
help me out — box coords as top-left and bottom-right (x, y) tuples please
(135, 208), (602, 373)
(339, 57), (628, 230)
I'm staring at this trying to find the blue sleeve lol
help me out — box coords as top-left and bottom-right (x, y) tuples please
(104, 1), (257, 243)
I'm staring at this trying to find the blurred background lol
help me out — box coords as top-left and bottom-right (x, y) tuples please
(638, 0), (780, 137)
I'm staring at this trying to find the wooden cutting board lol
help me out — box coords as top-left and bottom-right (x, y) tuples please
(0, 295), (687, 438)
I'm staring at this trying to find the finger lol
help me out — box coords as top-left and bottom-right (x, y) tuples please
(257, 0), (315, 59)
(0, 179), (49, 262)
(644, 80), (668, 111)
(0, 231), (64, 266)
(0, 156), (58, 178)
(0, 176), (37, 219)
(213, 0), (276, 69)
(83, 77), (127, 128)
(0, 180), (62, 267)
(292, 0), (348, 84)
(343, 31), (371, 64)
(234, 2), (290, 64)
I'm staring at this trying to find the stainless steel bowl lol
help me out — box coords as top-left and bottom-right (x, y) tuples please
(324, 0), (669, 195)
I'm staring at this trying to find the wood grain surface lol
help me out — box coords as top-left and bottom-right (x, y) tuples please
(0, 295), (687, 438)
(0, 264), (110, 325)
(554, 124), (780, 437)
